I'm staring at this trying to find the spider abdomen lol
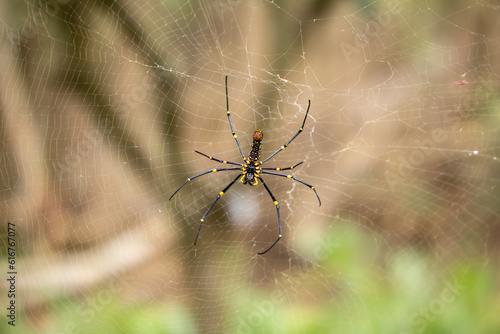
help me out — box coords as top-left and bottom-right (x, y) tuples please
(249, 129), (263, 162)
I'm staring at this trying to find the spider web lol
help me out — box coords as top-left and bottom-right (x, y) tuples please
(1, 0), (499, 333)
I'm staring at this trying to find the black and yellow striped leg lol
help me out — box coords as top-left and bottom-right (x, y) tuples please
(195, 150), (243, 166)
(195, 173), (242, 245)
(261, 161), (303, 171)
(260, 170), (321, 206)
(258, 176), (282, 255)
(261, 100), (311, 164)
(225, 76), (245, 160)
(169, 168), (241, 201)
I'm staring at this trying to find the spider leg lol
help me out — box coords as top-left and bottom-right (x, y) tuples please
(195, 150), (243, 166)
(260, 170), (321, 206)
(225, 76), (246, 160)
(257, 176), (282, 255)
(169, 168), (241, 201)
(195, 173), (242, 245)
(261, 100), (311, 164)
(261, 161), (303, 171)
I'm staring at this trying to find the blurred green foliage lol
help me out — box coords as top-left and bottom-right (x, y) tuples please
(2, 223), (498, 333)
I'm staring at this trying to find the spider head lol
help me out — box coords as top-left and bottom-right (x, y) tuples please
(253, 129), (263, 142)
(241, 162), (259, 186)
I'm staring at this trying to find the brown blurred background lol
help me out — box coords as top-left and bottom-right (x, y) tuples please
(1, 0), (499, 333)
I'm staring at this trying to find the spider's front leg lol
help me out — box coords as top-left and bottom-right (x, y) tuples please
(257, 176), (282, 255)
(194, 173), (242, 245)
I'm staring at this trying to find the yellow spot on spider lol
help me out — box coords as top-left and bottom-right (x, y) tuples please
(234, 134), (238, 138)
(223, 161), (227, 164)
(219, 191), (224, 196)
(279, 234), (283, 237)
(212, 169), (217, 172)
(300, 128), (303, 131)
(280, 146), (285, 149)
(227, 111), (230, 114)
(200, 219), (204, 222)
(274, 201), (278, 206)
(287, 175), (292, 178)
(187, 178), (191, 181)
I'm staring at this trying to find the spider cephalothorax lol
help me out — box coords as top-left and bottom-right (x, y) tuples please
(169, 76), (321, 255)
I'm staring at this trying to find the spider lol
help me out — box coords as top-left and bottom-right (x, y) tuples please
(169, 76), (321, 255)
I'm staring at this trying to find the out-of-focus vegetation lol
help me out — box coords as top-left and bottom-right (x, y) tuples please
(2, 223), (498, 333)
